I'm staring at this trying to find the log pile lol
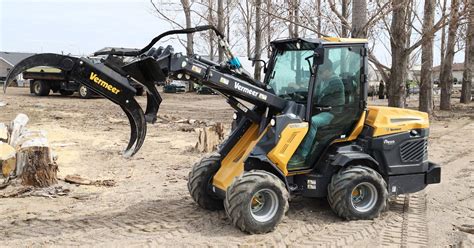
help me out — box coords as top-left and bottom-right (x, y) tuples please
(0, 114), (57, 188)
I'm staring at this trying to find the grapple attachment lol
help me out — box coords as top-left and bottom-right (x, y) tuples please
(3, 53), (164, 157)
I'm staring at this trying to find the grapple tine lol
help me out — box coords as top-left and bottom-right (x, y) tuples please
(122, 57), (165, 124)
(121, 104), (147, 158)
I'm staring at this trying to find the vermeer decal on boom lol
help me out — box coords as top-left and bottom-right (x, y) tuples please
(234, 82), (267, 101)
(89, 72), (121, 94)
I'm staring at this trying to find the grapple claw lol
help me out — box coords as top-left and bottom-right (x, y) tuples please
(4, 53), (159, 157)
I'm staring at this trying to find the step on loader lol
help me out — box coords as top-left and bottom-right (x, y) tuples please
(4, 26), (441, 234)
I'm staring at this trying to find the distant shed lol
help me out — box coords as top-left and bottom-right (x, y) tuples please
(0, 52), (35, 85)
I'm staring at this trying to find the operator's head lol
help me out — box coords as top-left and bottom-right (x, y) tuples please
(318, 59), (334, 80)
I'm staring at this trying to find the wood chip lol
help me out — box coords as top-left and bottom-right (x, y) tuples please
(64, 174), (116, 187)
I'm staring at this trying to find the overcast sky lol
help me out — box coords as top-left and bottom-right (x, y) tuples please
(0, 0), (465, 67)
(0, 0), (179, 55)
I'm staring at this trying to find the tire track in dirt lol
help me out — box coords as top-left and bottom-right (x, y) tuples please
(0, 194), (429, 247)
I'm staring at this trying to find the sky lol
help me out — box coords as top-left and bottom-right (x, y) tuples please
(0, 0), (466, 67)
(0, 0), (180, 55)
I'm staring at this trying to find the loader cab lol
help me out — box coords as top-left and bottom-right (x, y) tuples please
(266, 38), (368, 171)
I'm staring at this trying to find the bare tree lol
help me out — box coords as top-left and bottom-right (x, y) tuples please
(317, 0), (322, 36)
(254, 0), (263, 81)
(182, 0), (194, 56)
(461, 0), (474, 103)
(218, 0), (225, 62)
(387, 0), (411, 107)
(440, 0), (461, 110)
(419, 0), (436, 114)
(208, 0), (216, 61)
(237, 0), (254, 58)
(439, 0), (448, 74)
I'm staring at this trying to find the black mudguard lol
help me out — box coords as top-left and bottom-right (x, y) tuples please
(4, 53), (164, 157)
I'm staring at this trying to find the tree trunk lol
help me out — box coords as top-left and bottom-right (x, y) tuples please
(254, 0), (263, 81)
(440, 0), (460, 110)
(226, 0), (231, 43)
(208, 0), (215, 61)
(440, 0), (448, 76)
(181, 0), (194, 91)
(245, 0), (252, 58)
(181, 0), (193, 56)
(217, 0), (225, 62)
(317, 0), (322, 37)
(388, 0), (409, 107)
(19, 146), (58, 187)
(419, 0), (436, 114)
(351, 0), (368, 38)
(266, 0), (272, 57)
(461, 0), (474, 103)
(341, 0), (349, 38)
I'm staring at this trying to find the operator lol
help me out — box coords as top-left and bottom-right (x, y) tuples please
(289, 59), (345, 168)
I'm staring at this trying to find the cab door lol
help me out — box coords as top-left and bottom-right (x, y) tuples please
(288, 44), (366, 171)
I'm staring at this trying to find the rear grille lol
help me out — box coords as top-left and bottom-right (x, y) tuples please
(400, 139), (427, 162)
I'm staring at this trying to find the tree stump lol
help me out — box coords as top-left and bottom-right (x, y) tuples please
(18, 146), (58, 187)
(195, 123), (226, 153)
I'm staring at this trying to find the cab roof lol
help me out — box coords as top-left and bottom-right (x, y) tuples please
(271, 37), (368, 50)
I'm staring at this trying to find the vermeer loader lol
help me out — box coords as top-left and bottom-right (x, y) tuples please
(4, 26), (441, 234)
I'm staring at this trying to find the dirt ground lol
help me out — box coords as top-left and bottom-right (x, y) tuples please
(0, 87), (472, 247)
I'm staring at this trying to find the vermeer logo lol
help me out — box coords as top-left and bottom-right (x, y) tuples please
(89, 72), (121, 94)
(234, 82), (267, 101)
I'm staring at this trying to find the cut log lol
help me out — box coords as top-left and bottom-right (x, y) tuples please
(0, 142), (16, 177)
(9, 114), (29, 147)
(18, 146), (58, 187)
(0, 123), (8, 143)
(194, 123), (225, 153)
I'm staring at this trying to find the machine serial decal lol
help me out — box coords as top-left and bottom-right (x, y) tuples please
(89, 72), (121, 94)
(191, 65), (202, 74)
(219, 77), (229, 85)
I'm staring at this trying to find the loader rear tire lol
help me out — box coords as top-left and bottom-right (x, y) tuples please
(187, 154), (224, 211)
(224, 170), (289, 234)
(328, 165), (388, 220)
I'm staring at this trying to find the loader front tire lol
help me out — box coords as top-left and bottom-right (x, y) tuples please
(187, 154), (224, 211)
(224, 170), (288, 234)
(328, 165), (388, 220)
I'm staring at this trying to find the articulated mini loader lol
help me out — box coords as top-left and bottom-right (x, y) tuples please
(5, 26), (441, 234)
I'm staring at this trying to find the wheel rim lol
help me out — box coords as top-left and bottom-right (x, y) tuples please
(79, 86), (87, 97)
(249, 189), (279, 223)
(34, 83), (41, 93)
(350, 182), (378, 213)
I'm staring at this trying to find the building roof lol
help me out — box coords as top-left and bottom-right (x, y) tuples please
(433, 63), (464, 72)
(0, 52), (36, 66)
